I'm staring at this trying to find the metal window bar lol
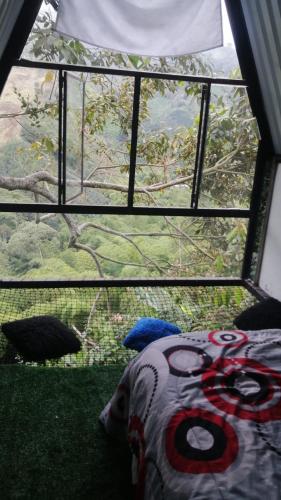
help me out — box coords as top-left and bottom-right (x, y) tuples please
(15, 59), (247, 87)
(191, 83), (211, 209)
(191, 84), (206, 208)
(128, 75), (141, 208)
(0, 58), (262, 286)
(0, 204), (250, 217)
(3, 59), (250, 218)
(62, 71), (67, 205)
(0, 277), (269, 302)
(81, 81), (86, 196)
(58, 69), (63, 205)
(0, 277), (245, 289)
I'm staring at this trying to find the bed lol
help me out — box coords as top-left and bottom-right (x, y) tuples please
(100, 329), (281, 499)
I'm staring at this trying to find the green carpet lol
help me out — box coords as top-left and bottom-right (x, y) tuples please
(0, 365), (133, 500)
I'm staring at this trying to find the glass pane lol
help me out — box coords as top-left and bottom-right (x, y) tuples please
(0, 213), (247, 280)
(65, 74), (84, 203)
(65, 73), (133, 206)
(199, 85), (259, 209)
(134, 79), (202, 208)
(0, 66), (59, 204)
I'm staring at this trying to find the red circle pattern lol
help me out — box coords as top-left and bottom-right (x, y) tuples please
(202, 357), (281, 422)
(165, 408), (239, 474)
(208, 330), (248, 347)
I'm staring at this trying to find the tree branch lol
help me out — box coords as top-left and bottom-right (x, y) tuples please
(72, 242), (104, 277)
(78, 221), (164, 274)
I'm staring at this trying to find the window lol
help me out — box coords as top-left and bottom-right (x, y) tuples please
(0, 62), (257, 214)
(0, 1), (259, 281)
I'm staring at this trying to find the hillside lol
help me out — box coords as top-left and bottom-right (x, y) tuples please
(207, 44), (240, 77)
(0, 66), (42, 145)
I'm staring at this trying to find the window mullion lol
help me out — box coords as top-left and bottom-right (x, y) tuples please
(80, 80), (86, 196)
(128, 75), (141, 208)
(58, 69), (63, 205)
(62, 71), (68, 205)
(191, 83), (211, 209)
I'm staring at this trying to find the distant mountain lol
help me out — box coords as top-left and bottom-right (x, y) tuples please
(0, 67), (42, 146)
(204, 44), (241, 78)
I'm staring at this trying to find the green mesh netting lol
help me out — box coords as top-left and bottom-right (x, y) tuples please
(0, 286), (256, 366)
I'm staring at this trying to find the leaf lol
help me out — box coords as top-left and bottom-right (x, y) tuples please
(215, 255), (224, 273)
(44, 70), (54, 84)
(128, 55), (143, 69)
(42, 137), (55, 153)
(234, 287), (243, 306)
(226, 227), (238, 243)
(179, 305), (193, 317)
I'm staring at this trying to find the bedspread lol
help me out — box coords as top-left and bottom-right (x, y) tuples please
(100, 329), (281, 499)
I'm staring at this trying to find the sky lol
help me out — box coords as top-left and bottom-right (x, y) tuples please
(222, 0), (235, 46)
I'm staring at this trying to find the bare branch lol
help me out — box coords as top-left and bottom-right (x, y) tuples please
(0, 111), (28, 119)
(94, 251), (154, 268)
(72, 242), (104, 277)
(143, 190), (216, 262)
(0, 138), (246, 199)
(78, 221), (164, 274)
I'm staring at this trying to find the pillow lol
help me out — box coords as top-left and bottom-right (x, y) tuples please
(123, 317), (181, 352)
(2, 315), (81, 362)
(234, 297), (281, 330)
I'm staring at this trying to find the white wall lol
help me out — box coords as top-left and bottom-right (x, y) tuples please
(260, 163), (281, 299)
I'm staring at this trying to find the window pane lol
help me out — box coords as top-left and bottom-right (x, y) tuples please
(65, 73), (133, 206)
(199, 85), (259, 209)
(0, 213), (247, 280)
(134, 79), (202, 208)
(65, 74), (84, 203)
(0, 66), (59, 204)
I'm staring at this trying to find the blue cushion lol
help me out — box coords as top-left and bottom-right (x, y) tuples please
(123, 317), (181, 351)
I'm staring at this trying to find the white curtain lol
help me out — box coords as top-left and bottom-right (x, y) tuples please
(0, 0), (24, 59)
(56, 0), (223, 57)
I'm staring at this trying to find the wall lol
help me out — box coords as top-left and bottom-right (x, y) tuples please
(260, 163), (281, 299)
(241, 0), (281, 154)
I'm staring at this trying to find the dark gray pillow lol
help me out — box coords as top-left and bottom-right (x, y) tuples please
(234, 298), (281, 330)
(2, 315), (81, 362)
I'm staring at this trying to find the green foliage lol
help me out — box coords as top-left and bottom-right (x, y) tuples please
(0, 286), (256, 366)
(6, 222), (60, 274)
